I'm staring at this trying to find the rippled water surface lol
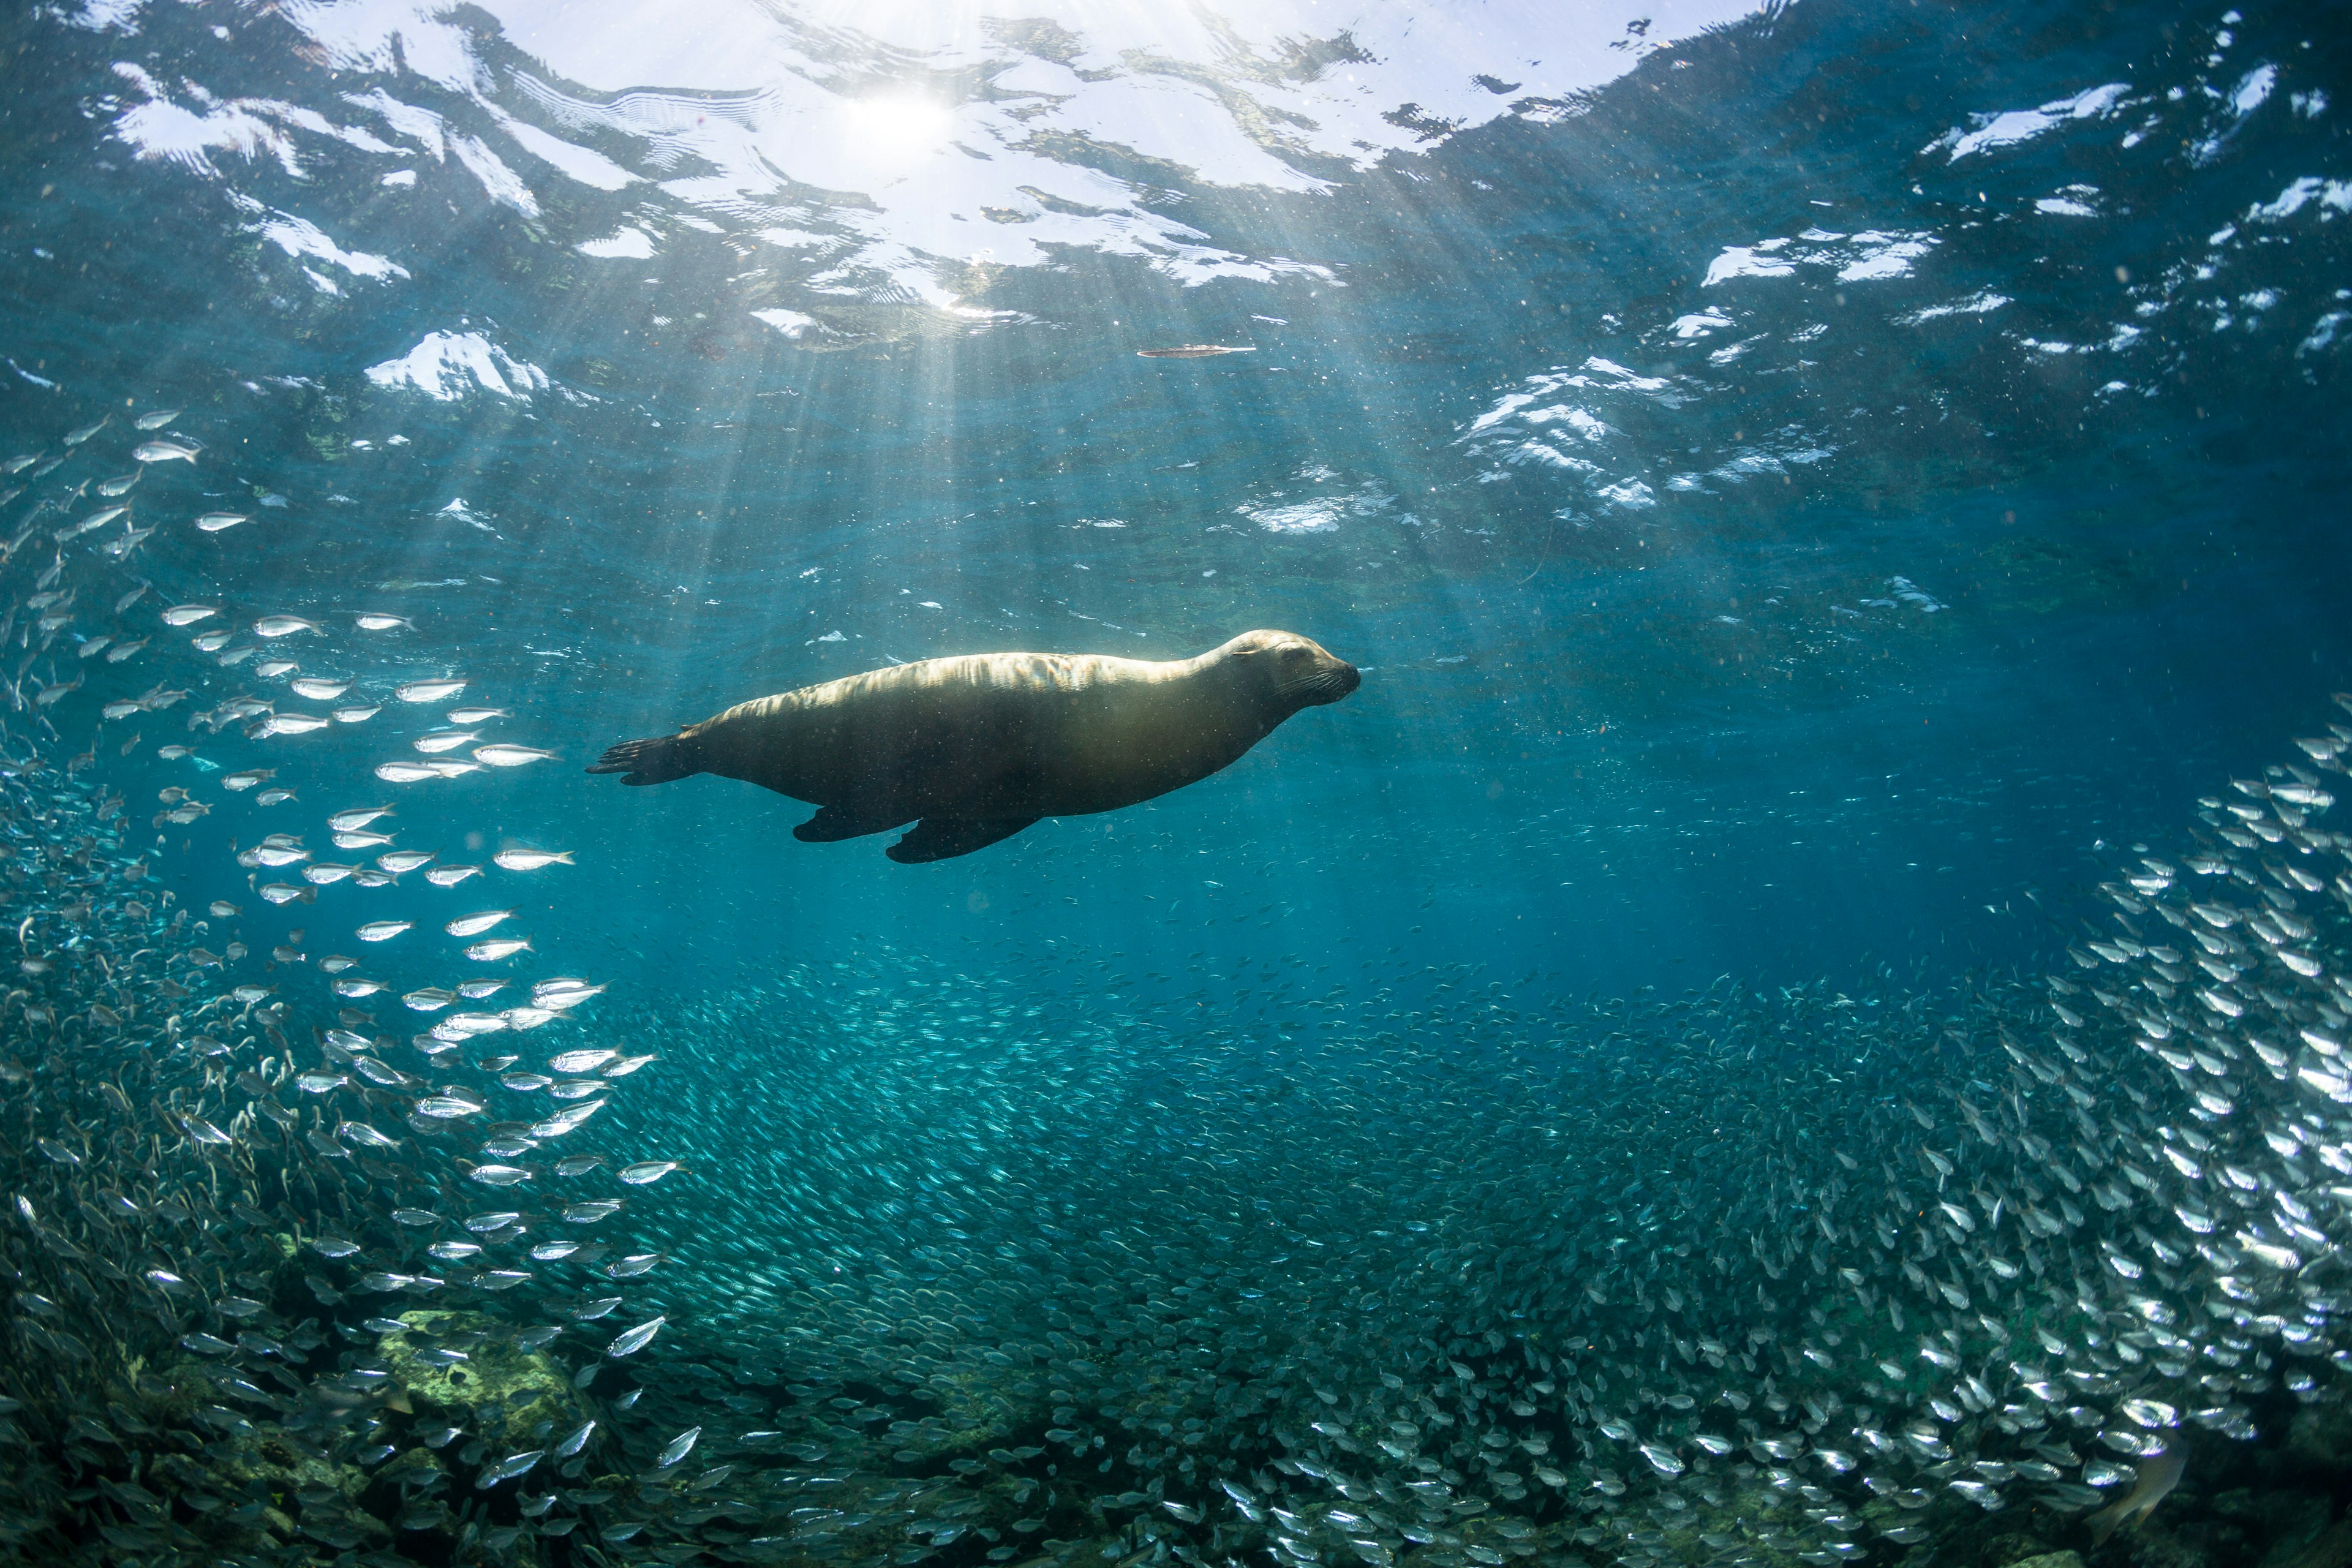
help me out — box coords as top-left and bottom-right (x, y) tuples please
(4, 1), (2352, 1566)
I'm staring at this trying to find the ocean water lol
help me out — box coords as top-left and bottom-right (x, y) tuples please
(4, 1), (2352, 1565)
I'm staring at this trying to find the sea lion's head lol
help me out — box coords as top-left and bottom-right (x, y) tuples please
(1216, 630), (1361, 711)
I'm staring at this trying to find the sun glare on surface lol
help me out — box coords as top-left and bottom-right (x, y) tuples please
(836, 91), (956, 171)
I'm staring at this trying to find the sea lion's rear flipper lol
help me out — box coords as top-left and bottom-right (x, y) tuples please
(886, 817), (1039, 864)
(586, 733), (699, 787)
(794, 805), (913, 843)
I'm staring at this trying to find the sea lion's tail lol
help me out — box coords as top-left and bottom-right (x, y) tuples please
(586, 733), (700, 786)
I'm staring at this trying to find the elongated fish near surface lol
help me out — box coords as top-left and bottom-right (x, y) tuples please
(475, 743), (555, 766)
(494, 848), (575, 870)
(355, 611), (415, 631)
(396, 677), (466, 703)
(133, 407), (180, 429)
(132, 438), (198, 462)
(160, 603), (217, 626)
(252, 614), (322, 637)
(194, 511), (247, 532)
(1136, 344), (1256, 358)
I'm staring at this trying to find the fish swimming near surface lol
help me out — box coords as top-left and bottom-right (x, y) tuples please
(1136, 344), (1256, 358)
(588, 630), (1360, 861)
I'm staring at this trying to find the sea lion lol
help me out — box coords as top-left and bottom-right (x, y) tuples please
(587, 629), (1359, 862)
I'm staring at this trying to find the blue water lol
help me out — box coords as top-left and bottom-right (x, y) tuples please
(5, 1), (2352, 1559)
(6, 0), (2345, 1005)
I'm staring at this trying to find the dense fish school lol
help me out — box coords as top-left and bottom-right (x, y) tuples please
(6, 405), (2352, 1568)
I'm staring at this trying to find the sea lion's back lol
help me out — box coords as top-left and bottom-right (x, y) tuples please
(691, 652), (1145, 800)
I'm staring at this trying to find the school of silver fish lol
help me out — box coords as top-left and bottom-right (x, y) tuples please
(3, 404), (2351, 1568)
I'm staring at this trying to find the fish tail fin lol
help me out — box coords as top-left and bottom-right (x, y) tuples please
(552, 851), (575, 864)
(2086, 1499), (2133, 1550)
(586, 733), (698, 786)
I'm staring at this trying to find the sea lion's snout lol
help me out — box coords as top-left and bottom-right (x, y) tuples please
(1303, 658), (1362, 706)
(1232, 630), (1359, 708)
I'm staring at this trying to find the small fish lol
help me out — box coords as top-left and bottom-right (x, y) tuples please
(607, 1316), (666, 1357)
(334, 704), (382, 723)
(426, 864), (483, 888)
(483, 1449), (544, 1483)
(446, 706), (511, 724)
(253, 614), (322, 637)
(467, 937), (533, 961)
(550, 1049), (617, 1074)
(494, 848), (575, 870)
(657, 1427), (701, 1468)
(1136, 344), (1256, 358)
(254, 657), (299, 679)
(2087, 1450), (2187, 1547)
(132, 439), (200, 463)
(413, 729), (478, 755)
(64, 417), (110, 445)
(333, 829), (394, 850)
(378, 850), (436, 873)
(158, 745), (191, 760)
(355, 612), (415, 631)
(355, 921), (413, 942)
(255, 788), (299, 805)
(405, 988), (456, 1011)
(375, 761), (437, 783)
(195, 512), (247, 532)
(95, 472), (140, 496)
(396, 678), (467, 703)
(330, 806), (394, 831)
(221, 769), (274, 791)
(191, 630), (233, 652)
(618, 1159), (682, 1186)
(104, 637), (148, 662)
(475, 744), (556, 767)
(458, 979), (509, 999)
(160, 605), (218, 627)
(133, 408), (181, 430)
(446, 910), (514, 938)
(289, 677), (349, 699)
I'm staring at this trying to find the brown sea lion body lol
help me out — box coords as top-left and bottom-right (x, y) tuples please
(587, 629), (1359, 862)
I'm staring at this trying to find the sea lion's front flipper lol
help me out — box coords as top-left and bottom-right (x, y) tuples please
(794, 805), (914, 843)
(885, 817), (1039, 864)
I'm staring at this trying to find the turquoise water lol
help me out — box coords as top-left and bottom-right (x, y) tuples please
(4, 1), (2352, 1565)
